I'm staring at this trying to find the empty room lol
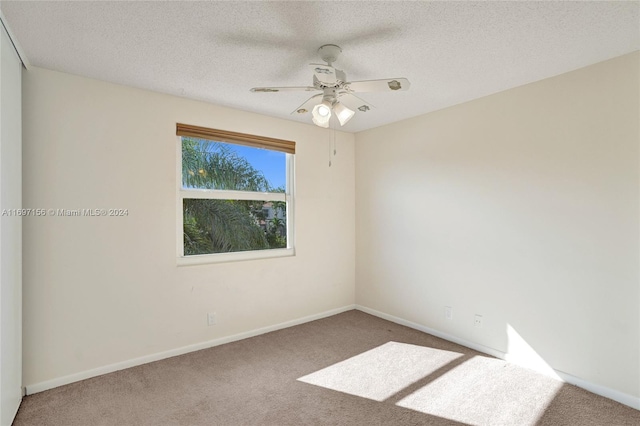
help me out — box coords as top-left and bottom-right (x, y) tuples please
(0, 1), (639, 425)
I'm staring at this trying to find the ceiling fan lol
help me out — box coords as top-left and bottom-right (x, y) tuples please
(250, 44), (410, 128)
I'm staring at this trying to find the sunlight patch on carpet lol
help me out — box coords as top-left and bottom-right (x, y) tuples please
(297, 341), (463, 401)
(396, 356), (563, 425)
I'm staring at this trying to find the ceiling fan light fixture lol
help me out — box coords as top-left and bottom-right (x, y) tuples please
(312, 117), (330, 128)
(333, 102), (355, 126)
(317, 104), (331, 117)
(312, 100), (332, 128)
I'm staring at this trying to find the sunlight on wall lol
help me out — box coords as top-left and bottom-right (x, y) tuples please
(297, 342), (463, 401)
(505, 324), (561, 380)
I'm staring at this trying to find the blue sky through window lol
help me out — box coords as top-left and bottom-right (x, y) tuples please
(229, 144), (286, 190)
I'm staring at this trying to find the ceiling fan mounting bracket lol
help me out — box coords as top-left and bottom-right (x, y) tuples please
(318, 44), (342, 66)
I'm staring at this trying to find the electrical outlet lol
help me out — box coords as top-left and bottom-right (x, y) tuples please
(207, 312), (216, 326)
(474, 314), (483, 328)
(444, 306), (453, 320)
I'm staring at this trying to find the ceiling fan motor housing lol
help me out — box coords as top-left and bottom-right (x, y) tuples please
(313, 70), (347, 90)
(321, 87), (338, 105)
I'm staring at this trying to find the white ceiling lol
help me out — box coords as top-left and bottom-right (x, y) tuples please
(1, 1), (638, 133)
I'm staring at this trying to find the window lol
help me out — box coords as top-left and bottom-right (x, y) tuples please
(176, 124), (295, 264)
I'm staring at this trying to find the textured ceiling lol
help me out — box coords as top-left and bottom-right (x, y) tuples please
(1, 1), (638, 133)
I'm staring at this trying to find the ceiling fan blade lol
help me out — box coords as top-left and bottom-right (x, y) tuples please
(290, 93), (323, 115)
(345, 78), (411, 93)
(309, 63), (336, 85)
(337, 93), (375, 113)
(338, 26), (403, 47)
(251, 86), (317, 93)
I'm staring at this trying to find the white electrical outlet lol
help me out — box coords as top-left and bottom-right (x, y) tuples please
(207, 312), (216, 326)
(444, 306), (453, 320)
(474, 314), (483, 328)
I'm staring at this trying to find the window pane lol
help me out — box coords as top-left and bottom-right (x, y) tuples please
(183, 199), (287, 255)
(182, 137), (286, 191)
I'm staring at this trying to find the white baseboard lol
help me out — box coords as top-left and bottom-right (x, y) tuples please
(355, 304), (640, 411)
(551, 369), (640, 410)
(355, 305), (505, 359)
(25, 303), (640, 411)
(25, 304), (356, 395)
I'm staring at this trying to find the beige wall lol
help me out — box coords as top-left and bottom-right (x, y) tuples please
(22, 67), (355, 387)
(355, 52), (640, 398)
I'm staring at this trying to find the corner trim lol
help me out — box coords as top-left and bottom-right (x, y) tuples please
(0, 11), (30, 69)
(355, 304), (640, 410)
(25, 304), (356, 395)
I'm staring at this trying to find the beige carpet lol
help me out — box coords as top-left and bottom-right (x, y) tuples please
(13, 310), (640, 425)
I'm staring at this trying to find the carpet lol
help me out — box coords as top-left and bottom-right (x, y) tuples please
(13, 310), (640, 425)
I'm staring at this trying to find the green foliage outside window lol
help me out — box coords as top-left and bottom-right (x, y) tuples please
(182, 138), (287, 255)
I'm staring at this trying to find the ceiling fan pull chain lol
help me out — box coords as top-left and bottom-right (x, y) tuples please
(328, 126), (333, 167)
(333, 128), (337, 156)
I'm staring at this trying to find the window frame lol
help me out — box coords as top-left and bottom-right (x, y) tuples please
(176, 127), (295, 266)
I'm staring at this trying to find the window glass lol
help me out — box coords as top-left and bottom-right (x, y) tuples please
(179, 136), (292, 259)
(183, 199), (287, 255)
